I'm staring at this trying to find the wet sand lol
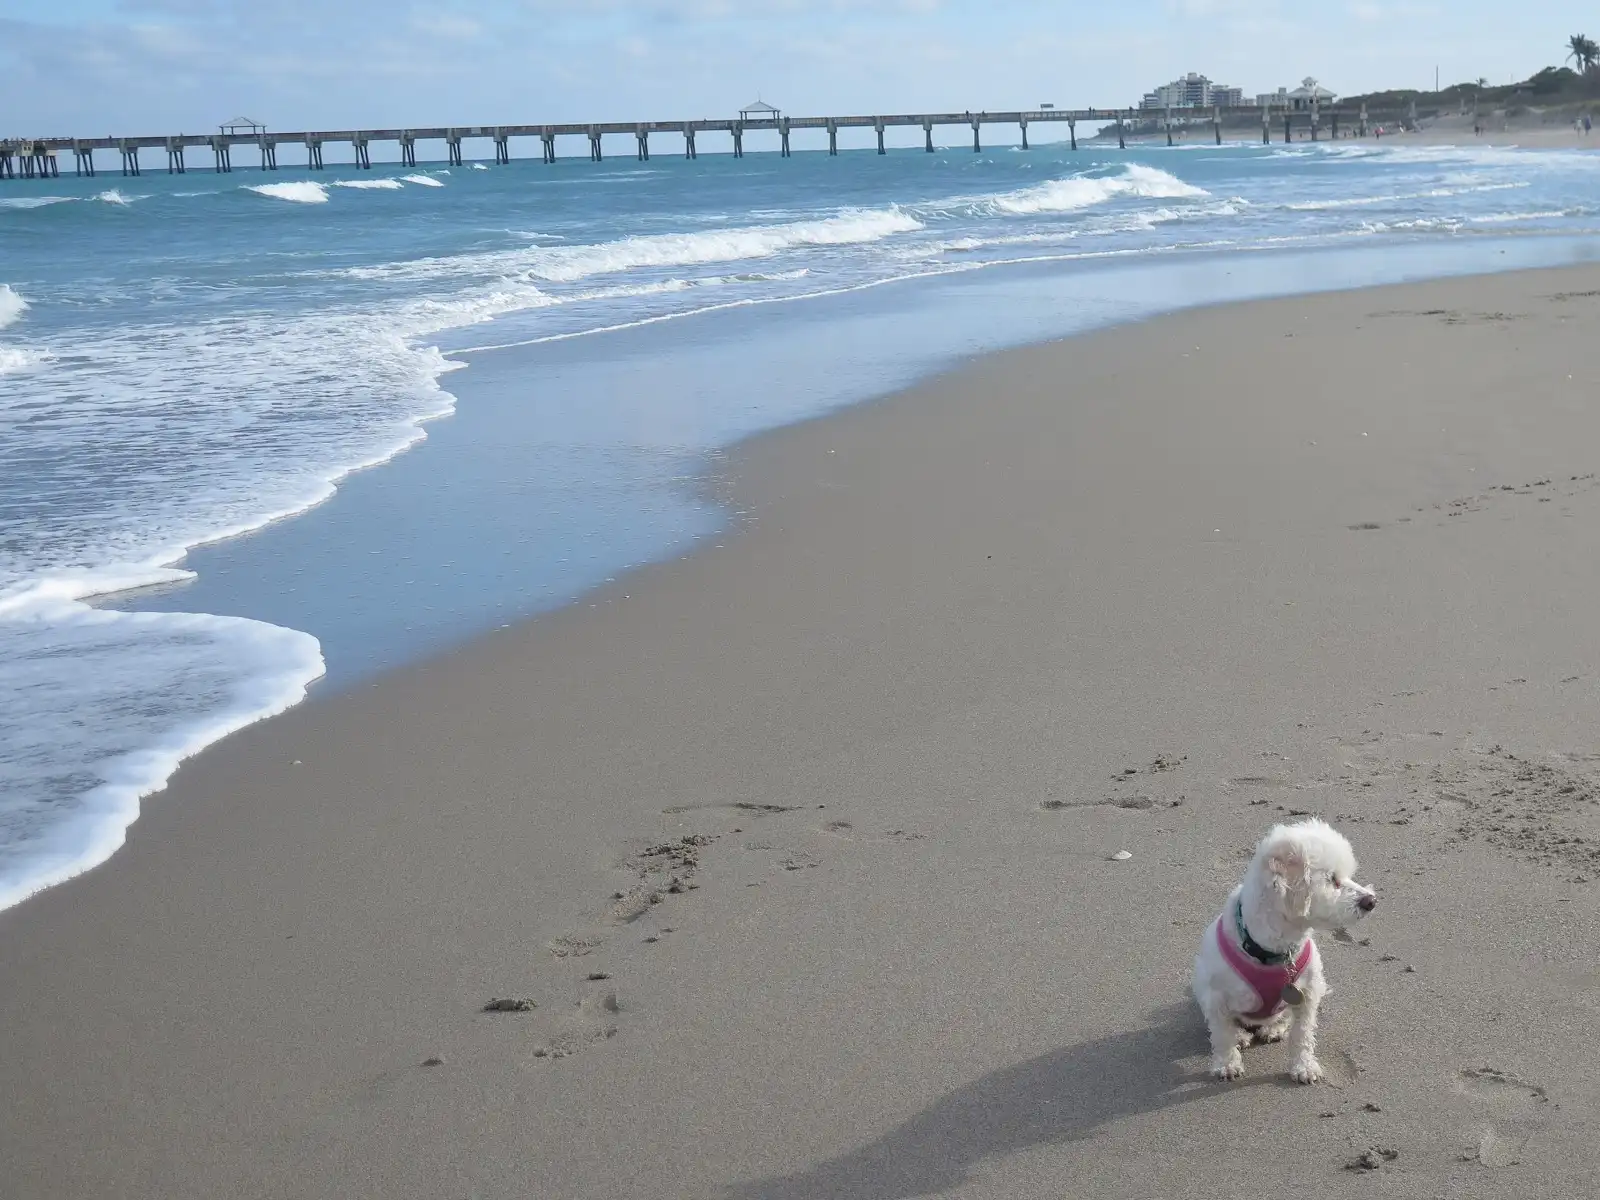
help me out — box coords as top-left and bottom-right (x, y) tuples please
(4, 266), (1600, 1197)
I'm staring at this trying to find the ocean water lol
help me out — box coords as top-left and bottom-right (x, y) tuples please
(3, 137), (1600, 910)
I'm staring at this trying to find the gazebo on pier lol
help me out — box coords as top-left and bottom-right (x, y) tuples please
(738, 100), (781, 122)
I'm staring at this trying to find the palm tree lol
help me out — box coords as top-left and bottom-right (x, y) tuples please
(1567, 34), (1598, 72)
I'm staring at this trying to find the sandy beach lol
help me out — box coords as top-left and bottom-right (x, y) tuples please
(5, 265), (1600, 1198)
(1106, 111), (1600, 149)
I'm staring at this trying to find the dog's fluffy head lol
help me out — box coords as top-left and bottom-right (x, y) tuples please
(1248, 818), (1375, 931)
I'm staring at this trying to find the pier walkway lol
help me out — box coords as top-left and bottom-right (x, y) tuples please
(1, 103), (1408, 178)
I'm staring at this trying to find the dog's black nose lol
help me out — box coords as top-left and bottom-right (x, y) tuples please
(1357, 893), (1377, 913)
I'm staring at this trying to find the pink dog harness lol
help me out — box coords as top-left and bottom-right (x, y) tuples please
(1215, 915), (1312, 1022)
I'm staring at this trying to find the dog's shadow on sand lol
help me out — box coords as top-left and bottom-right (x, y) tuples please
(722, 1001), (1282, 1200)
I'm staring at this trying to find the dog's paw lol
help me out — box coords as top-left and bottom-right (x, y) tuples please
(1211, 1055), (1245, 1081)
(1290, 1057), (1325, 1085)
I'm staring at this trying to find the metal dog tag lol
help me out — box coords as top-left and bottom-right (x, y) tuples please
(1282, 983), (1305, 1007)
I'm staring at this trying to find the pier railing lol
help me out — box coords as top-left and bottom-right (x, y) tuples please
(0, 103), (1415, 178)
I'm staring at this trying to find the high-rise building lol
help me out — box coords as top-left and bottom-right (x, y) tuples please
(1140, 73), (1244, 111)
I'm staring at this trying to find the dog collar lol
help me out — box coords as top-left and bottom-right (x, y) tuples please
(1234, 897), (1294, 966)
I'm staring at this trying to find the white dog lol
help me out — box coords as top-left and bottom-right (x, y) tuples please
(1192, 818), (1376, 1084)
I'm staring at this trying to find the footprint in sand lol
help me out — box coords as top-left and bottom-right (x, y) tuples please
(1040, 795), (1160, 812)
(1455, 1066), (1550, 1168)
(609, 884), (663, 923)
(661, 800), (801, 818)
(822, 820), (927, 842)
(531, 989), (622, 1062)
(1318, 1047), (1362, 1089)
(548, 933), (603, 959)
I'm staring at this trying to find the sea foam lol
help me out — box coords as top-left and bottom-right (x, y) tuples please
(0, 602), (323, 911)
(335, 178), (405, 190)
(246, 181), (330, 204)
(0, 196), (76, 210)
(343, 207), (924, 285)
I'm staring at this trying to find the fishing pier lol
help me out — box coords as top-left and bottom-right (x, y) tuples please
(1, 100), (1409, 179)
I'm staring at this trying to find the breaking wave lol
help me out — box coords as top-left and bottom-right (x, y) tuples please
(245, 181), (330, 204)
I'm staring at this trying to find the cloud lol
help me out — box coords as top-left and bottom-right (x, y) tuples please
(409, 11), (483, 39)
(0, 0), (1577, 135)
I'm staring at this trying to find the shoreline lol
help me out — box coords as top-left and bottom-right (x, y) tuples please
(12, 139), (1600, 923)
(5, 263), (1600, 1196)
(16, 228), (1588, 915)
(1100, 124), (1600, 150)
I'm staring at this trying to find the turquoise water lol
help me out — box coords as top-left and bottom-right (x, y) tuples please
(3, 138), (1600, 908)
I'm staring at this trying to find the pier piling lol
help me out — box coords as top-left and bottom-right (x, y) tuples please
(1068, 119), (1076, 151)
(209, 135), (232, 172)
(305, 135), (325, 169)
(780, 117), (791, 157)
(351, 134), (370, 169)
(24, 144), (58, 178)
(446, 132), (463, 167)
(923, 119), (934, 152)
(165, 136), (186, 174)
(827, 119), (838, 156)
(1117, 113), (1126, 150)
(1164, 109), (1173, 147)
(542, 131), (556, 164)
(732, 123), (744, 158)
(1283, 114), (1291, 144)
(971, 117), (981, 153)
(260, 136), (279, 169)
(73, 142), (95, 177)
(1213, 105), (1222, 145)
(119, 141), (141, 176)
(636, 126), (649, 160)
(683, 126), (696, 159)
(1019, 117), (1029, 150)
(875, 119), (886, 155)
(494, 129), (510, 164)
(398, 133), (415, 168)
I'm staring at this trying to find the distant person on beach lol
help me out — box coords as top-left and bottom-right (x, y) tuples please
(1585, 115), (1593, 135)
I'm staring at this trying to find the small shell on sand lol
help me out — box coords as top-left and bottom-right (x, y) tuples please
(1111, 850), (1133, 861)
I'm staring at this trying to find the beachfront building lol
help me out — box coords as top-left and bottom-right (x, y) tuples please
(1140, 73), (1244, 111)
(1258, 79), (1338, 111)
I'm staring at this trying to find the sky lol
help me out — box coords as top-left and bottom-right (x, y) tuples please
(0, 0), (1591, 137)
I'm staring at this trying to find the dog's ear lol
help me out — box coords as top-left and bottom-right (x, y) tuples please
(1265, 837), (1312, 916)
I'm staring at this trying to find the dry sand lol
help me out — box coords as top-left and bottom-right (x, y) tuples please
(5, 267), (1600, 1198)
